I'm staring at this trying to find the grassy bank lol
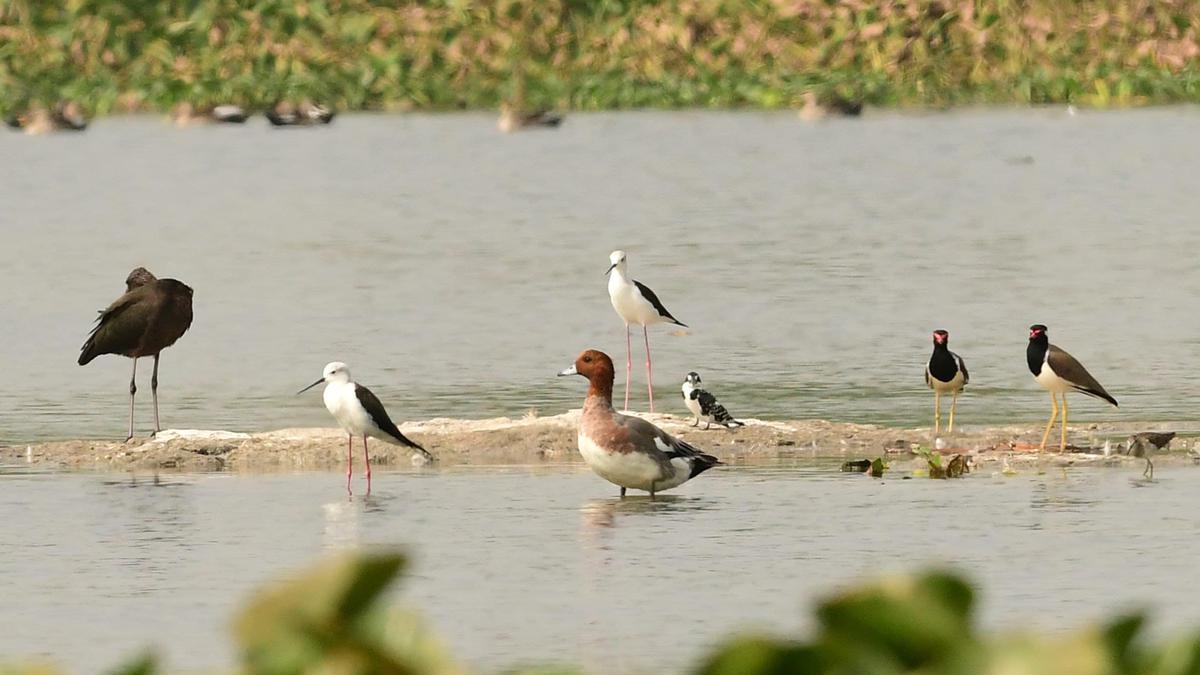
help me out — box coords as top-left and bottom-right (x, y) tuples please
(2, 0), (1200, 116)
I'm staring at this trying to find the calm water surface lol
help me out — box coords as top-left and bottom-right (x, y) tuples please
(1, 464), (1197, 672)
(3, 109), (1200, 442)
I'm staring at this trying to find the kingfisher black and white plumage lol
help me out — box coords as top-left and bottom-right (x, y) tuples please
(1027, 324), (1118, 452)
(298, 362), (434, 493)
(924, 330), (968, 435)
(681, 372), (744, 430)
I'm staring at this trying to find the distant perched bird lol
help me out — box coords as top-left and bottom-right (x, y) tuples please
(497, 103), (563, 132)
(171, 103), (249, 126)
(78, 268), (194, 441)
(1027, 324), (1118, 452)
(606, 250), (687, 413)
(7, 101), (88, 134)
(298, 362), (434, 493)
(681, 372), (744, 430)
(1127, 432), (1175, 479)
(798, 91), (863, 122)
(925, 329), (969, 435)
(265, 101), (334, 126)
(559, 349), (719, 497)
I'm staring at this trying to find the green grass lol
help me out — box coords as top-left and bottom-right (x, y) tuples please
(3, 1), (1200, 116)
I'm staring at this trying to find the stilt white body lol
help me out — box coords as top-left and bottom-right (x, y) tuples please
(604, 250), (685, 413)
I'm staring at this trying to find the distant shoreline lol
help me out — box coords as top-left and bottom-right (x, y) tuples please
(4, 2), (1200, 116)
(2, 413), (1189, 474)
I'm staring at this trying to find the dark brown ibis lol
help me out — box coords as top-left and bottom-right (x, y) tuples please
(78, 268), (194, 441)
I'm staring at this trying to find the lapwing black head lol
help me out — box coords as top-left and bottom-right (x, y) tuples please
(1027, 323), (1117, 453)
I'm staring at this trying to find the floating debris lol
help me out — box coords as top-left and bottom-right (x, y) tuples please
(841, 459), (872, 473)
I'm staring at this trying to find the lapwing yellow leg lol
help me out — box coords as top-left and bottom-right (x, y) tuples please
(933, 390), (942, 435)
(948, 391), (959, 433)
(1039, 393), (1059, 452)
(1060, 394), (1069, 452)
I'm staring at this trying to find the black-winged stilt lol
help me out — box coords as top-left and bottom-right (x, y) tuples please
(605, 250), (686, 413)
(298, 362), (434, 493)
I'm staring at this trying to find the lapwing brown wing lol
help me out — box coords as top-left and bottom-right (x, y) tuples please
(1027, 324), (1117, 452)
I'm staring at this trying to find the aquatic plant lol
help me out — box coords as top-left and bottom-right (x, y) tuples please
(3, 1), (1200, 116)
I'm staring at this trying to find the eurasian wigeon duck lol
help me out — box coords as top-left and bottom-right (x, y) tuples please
(171, 103), (249, 126)
(497, 102), (563, 133)
(6, 101), (88, 134)
(266, 101), (335, 126)
(559, 349), (720, 497)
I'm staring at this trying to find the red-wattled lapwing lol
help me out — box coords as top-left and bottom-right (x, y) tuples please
(605, 250), (687, 413)
(559, 349), (719, 498)
(925, 329), (969, 435)
(1027, 324), (1118, 452)
(681, 372), (744, 430)
(298, 362), (435, 494)
(78, 267), (193, 441)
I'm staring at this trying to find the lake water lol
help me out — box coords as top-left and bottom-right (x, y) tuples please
(1, 463), (1197, 672)
(4, 110), (1200, 443)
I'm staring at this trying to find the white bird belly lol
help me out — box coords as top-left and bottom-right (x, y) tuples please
(928, 369), (965, 393)
(324, 384), (375, 436)
(578, 433), (680, 491)
(1035, 362), (1073, 393)
(684, 395), (702, 419)
(608, 277), (662, 326)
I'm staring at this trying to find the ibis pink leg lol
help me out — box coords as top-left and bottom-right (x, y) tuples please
(644, 326), (655, 413)
(346, 434), (354, 493)
(623, 324), (632, 411)
(151, 353), (161, 435)
(363, 435), (372, 494)
(126, 358), (138, 442)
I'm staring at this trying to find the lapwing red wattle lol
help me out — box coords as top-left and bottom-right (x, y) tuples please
(1027, 324), (1118, 452)
(925, 329), (968, 435)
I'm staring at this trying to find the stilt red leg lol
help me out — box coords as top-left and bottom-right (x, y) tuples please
(624, 324), (632, 411)
(644, 326), (654, 413)
(346, 434), (354, 494)
(363, 435), (372, 494)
